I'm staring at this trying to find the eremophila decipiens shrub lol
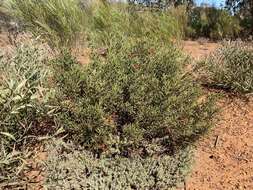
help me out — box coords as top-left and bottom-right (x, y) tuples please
(1, 2), (219, 189)
(53, 37), (215, 157)
(197, 41), (253, 93)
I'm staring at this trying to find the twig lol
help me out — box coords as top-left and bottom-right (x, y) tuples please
(214, 135), (219, 148)
(184, 180), (187, 190)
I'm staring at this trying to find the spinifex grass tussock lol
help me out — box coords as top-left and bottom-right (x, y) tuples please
(6, 0), (183, 51)
(196, 41), (253, 93)
(88, 1), (183, 47)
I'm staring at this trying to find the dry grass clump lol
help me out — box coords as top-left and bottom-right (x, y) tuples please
(6, 0), (87, 49)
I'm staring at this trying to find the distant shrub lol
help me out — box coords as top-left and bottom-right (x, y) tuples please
(187, 7), (208, 38)
(88, 1), (183, 47)
(188, 7), (241, 40)
(168, 5), (191, 39)
(209, 10), (241, 40)
(197, 41), (253, 93)
(6, 0), (87, 49)
(239, 15), (253, 38)
(44, 139), (193, 190)
(53, 38), (215, 156)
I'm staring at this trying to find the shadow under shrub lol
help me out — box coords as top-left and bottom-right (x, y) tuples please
(196, 41), (253, 93)
(53, 38), (216, 157)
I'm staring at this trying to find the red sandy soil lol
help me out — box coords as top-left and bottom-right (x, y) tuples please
(0, 32), (13, 51)
(0, 33), (9, 46)
(181, 40), (253, 190)
(182, 39), (218, 60)
(184, 96), (253, 190)
(76, 47), (91, 65)
(23, 147), (47, 190)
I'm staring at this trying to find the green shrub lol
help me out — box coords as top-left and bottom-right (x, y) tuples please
(196, 41), (253, 93)
(0, 45), (57, 189)
(0, 45), (56, 148)
(210, 10), (241, 40)
(168, 5), (190, 38)
(6, 0), (87, 49)
(0, 144), (30, 189)
(44, 139), (193, 190)
(53, 38), (215, 156)
(188, 7), (241, 40)
(239, 15), (253, 37)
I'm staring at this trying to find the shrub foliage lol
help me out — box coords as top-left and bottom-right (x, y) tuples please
(44, 139), (193, 190)
(0, 45), (56, 189)
(53, 38), (215, 156)
(187, 7), (241, 40)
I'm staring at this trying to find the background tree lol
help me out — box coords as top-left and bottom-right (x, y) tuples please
(226, 0), (253, 34)
(127, 0), (194, 9)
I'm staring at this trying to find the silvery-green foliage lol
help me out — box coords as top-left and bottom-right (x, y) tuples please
(44, 139), (192, 190)
(0, 45), (55, 146)
(0, 45), (56, 189)
(0, 143), (30, 189)
(197, 41), (253, 93)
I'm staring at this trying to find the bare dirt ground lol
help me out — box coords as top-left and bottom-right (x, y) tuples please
(182, 40), (218, 60)
(0, 32), (11, 49)
(182, 40), (253, 190)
